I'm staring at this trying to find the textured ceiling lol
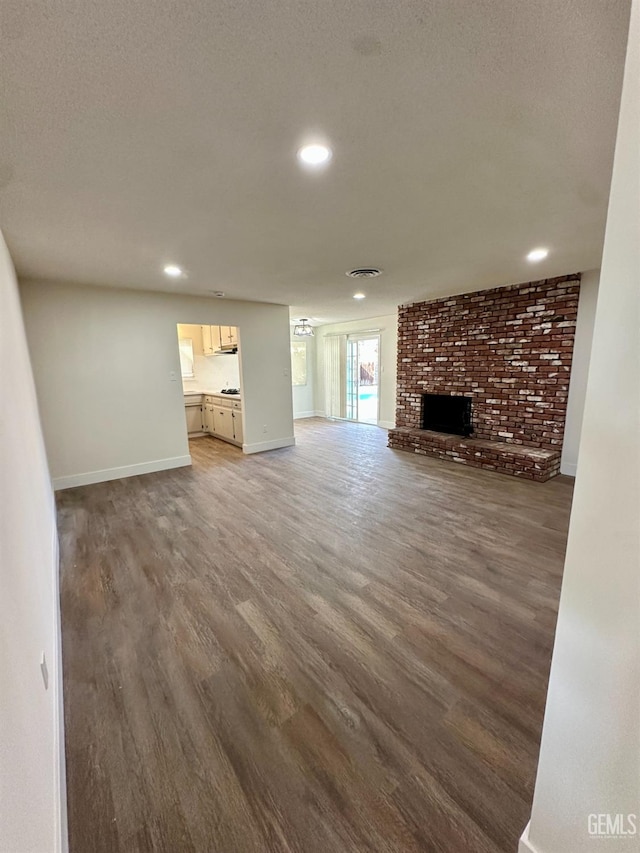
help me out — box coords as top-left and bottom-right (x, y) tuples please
(0, 0), (630, 323)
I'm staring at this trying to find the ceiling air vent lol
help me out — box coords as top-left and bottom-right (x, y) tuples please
(346, 267), (382, 279)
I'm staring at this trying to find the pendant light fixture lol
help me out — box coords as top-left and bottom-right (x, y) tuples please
(294, 319), (314, 337)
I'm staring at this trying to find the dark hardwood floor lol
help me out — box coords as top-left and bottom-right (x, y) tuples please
(57, 418), (573, 853)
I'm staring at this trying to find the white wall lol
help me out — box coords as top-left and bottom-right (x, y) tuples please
(521, 3), (639, 851)
(291, 332), (316, 419)
(314, 313), (398, 428)
(20, 280), (295, 489)
(0, 235), (67, 851)
(561, 269), (600, 475)
(187, 352), (241, 393)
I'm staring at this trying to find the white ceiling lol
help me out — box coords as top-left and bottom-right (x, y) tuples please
(0, 0), (630, 324)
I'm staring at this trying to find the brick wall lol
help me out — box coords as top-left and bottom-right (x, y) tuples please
(395, 275), (580, 450)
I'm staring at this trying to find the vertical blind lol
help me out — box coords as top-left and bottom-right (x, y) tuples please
(324, 334), (346, 418)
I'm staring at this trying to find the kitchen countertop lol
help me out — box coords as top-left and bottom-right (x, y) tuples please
(183, 390), (241, 400)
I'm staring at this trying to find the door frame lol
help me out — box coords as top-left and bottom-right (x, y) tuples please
(345, 333), (381, 425)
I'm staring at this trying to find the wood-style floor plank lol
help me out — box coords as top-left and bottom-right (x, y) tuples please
(57, 418), (573, 852)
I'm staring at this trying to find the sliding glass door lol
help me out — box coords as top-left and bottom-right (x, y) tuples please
(345, 335), (380, 425)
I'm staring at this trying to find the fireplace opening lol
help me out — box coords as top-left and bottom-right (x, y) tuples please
(421, 393), (472, 436)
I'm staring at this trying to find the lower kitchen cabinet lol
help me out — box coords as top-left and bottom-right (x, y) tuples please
(231, 409), (243, 444)
(213, 405), (235, 442)
(184, 397), (204, 435)
(184, 393), (242, 446)
(203, 402), (215, 434)
(201, 394), (243, 447)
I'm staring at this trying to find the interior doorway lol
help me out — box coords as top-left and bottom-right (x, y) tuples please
(176, 323), (244, 449)
(346, 335), (380, 424)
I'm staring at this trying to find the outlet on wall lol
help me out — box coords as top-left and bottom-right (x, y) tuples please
(263, 425), (268, 433)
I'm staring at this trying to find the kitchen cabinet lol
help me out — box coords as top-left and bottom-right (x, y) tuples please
(200, 325), (238, 354)
(201, 393), (243, 447)
(201, 325), (216, 355)
(185, 406), (203, 434)
(213, 405), (235, 441)
(203, 402), (215, 433)
(185, 392), (241, 444)
(184, 394), (204, 435)
(218, 326), (238, 348)
(231, 408), (243, 444)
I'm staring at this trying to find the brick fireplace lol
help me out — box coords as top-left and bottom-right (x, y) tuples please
(388, 275), (580, 480)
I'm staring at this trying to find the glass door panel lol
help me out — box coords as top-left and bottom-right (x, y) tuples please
(346, 338), (359, 420)
(356, 337), (379, 424)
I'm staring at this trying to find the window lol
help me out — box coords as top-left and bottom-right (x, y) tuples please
(179, 338), (195, 378)
(291, 341), (307, 386)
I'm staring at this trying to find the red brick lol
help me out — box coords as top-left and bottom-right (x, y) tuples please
(392, 276), (580, 478)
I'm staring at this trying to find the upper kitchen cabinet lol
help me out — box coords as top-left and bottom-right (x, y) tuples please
(201, 325), (238, 354)
(218, 326), (238, 349)
(201, 324), (215, 355)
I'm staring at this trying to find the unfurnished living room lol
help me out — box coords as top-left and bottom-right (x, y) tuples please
(1, 3), (638, 853)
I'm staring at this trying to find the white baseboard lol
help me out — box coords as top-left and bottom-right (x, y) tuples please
(52, 455), (192, 490)
(560, 461), (577, 476)
(293, 411), (317, 419)
(519, 822), (542, 853)
(51, 518), (68, 852)
(243, 436), (296, 454)
(311, 415), (395, 429)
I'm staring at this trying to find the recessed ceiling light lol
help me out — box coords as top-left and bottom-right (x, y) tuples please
(527, 247), (549, 262)
(209, 290), (225, 298)
(297, 143), (332, 167)
(353, 292), (366, 300)
(164, 264), (183, 277)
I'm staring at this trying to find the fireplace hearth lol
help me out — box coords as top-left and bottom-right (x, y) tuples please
(421, 393), (472, 437)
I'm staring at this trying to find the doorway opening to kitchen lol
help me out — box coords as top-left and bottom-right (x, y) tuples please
(176, 323), (244, 450)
